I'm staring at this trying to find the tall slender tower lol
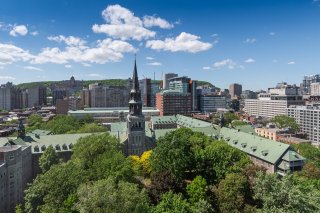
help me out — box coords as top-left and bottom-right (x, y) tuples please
(126, 58), (146, 156)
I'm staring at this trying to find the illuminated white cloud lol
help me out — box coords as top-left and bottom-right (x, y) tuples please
(30, 31), (39, 36)
(48, 35), (86, 47)
(202, 66), (211, 70)
(146, 32), (212, 53)
(288, 61), (295, 65)
(146, 56), (154, 60)
(143, 15), (173, 29)
(147, 62), (162, 66)
(23, 66), (43, 71)
(244, 38), (256, 43)
(244, 58), (255, 63)
(65, 64), (72, 68)
(9, 25), (28, 36)
(213, 59), (237, 69)
(0, 43), (33, 65)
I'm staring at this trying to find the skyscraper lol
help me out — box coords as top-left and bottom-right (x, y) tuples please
(163, 73), (178, 90)
(229, 83), (242, 99)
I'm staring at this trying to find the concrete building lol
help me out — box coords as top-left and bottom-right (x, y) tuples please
(287, 105), (320, 146)
(156, 90), (192, 116)
(0, 145), (32, 213)
(301, 74), (320, 94)
(52, 88), (67, 105)
(89, 85), (129, 108)
(244, 84), (304, 118)
(311, 82), (320, 96)
(241, 90), (257, 99)
(27, 86), (47, 108)
(229, 83), (242, 99)
(163, 73), (178, 90)
(199, 95), (227, 112)
(0, 82), (22, 111)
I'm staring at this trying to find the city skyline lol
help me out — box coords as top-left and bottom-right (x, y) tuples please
(1, 0), (320, 90)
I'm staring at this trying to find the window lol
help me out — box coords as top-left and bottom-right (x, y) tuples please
(9, 153), (14, 160)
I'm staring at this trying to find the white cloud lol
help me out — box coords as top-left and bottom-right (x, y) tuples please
(30, 31), (39, 36)
(0, 76), (15, 80)
(65, 64), (72, 68)
(269, 32), (275, 36)
(82, 63), (91, 67)
(288, 61), (295, 65)
(92, 4), (156, 40)
(23, 66), (43, 71)
(202, 66), (211, 70)
(143, 15), (173, 29)
(213, 59), (237, 69)
(0, 43), (33, 65)
(244, 58), (255, 63)
(147, 62), (162, 66)
(146, 56), (154, 60)
(146, 32), (212, 53)
(9, 25), (28, 36)
(48, 35), (86, 47)
(32, 38), (136, 64)
(244, 38), (256, 43)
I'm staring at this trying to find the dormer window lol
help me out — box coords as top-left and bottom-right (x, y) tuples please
(261, 150), (268, 156)
(241, 143), (247, 148)
(233, 140), (238, 144)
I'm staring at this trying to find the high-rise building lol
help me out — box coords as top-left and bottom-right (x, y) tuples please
(229, 83), (242, 99)
(125, 59), (146, 156)
(287, 105), (320, 146)
(0, 82), (22, 111)
(27, 86), (47, 108)
(52, 88), (67, 105)
(199, 95), (227, 112)
(163, 73), (178, 90)
(150, 83), (160, 107)
(310, 82), (320, 96)
(301, 74), (320, 94)
(244, 83), (304, 118)
(142, 78), (152, 107)
(156, 91), (192, 116)
(0, 145), (32, 212)
(241, 90), (257, 99)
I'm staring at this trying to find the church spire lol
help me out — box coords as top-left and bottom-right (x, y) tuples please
(132, 56), (139, 91)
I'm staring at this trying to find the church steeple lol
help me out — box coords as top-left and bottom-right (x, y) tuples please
(132, 57), (139, 92)
(129, 57), (142, 114)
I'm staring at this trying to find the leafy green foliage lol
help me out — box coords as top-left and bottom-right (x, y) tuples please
(76, 178), (151, 213)
(186, 176), (208, 204)
(38, 145), (59, 173)
(229, 99), (240, 111)
(152, 191), (191, 213)
(253, 172), (320, 212)
(215, 173), (249, 213)
(24, 133), (134, 212)
(271, 115), (299, 132)
(231, 120), (248, 127)
(223, 112), (239, 126)
(45, 115), (81, 134)
(27, 114), (44, 131)
(292, 143), (320, 168)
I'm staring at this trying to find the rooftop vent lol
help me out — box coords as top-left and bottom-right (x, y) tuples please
(241, 143), (247, 148)
(261, 150), (269, 156)
(41, 145), (46, 152)
(233, 140), (238, 144)
(250, 146), (257, 152)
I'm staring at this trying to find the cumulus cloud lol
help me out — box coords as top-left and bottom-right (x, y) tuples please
(48, 35), (86, 47)
(244, 38), (256, 43)
(213, 59), (237, 69)
(32, 38), (136, 64)
(244, 58), (255, 63)
(147, 62), (162, 66)
(82, 63), (91, 67)
(146, 32), (212, 53)
(65, 64), (72, 68)
(92, 4), (156, 40)
(23, 66), (43, 71)
(0, 43), (33, 65)
(146, 56), (154, 60)
(9, 25), (28, 36)
(143, 15), (173, 29)
(288, 61), (295, 65)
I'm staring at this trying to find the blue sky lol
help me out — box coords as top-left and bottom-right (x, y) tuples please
(0, 0), (320, 90)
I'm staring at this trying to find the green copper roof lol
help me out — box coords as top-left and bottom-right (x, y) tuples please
(281, 150), (306, 161)
(150, 116), (177, 124)
(234, 125), (257, 135)
(220, 127), (291, 164)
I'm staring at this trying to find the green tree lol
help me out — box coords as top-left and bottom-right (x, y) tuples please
(229, 99), (240, 112)
(271, 115), (299, 132)
(45, 115), (81, 134)
(38, 145), (59, 173)
(27, 114), (44, 130)
(223, 112), (239, 126)
(231, 120), (248, 127)
(186, 176), (208, 204)
(292, 143), (320, 168)
(215, 173), (249, 213)
(253, 172), (320, 212)
(152, 191), (191, 213)
(76, 178), (151, 213)
(199, 141), (250, 183)
(77, 123), (106, 133)
(150, 128), (211, 180)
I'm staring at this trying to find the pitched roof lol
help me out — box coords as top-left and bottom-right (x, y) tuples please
(220, 127), (291, 164)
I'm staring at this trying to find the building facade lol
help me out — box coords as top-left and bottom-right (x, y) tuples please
(163, 73), (178, 90)
(199, 95), (227, 112)
(27, 86), (47, 108)
(229, 83), (242, 99)
(156, 90), (192, 116)
(301, 74), (320, 94)
(287, 105), (320, 146)
(0, 82), (22, 111)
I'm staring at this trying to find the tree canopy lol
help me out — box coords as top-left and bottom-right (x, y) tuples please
(271, 115), (299, 132)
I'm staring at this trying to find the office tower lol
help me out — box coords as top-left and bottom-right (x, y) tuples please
(301, 74), (320, 94)
(156, 91), (192, 116)
(163, 73), (178, 90)
(52, 88), (67, 105)
(229, 83), (242, 99)
(27, 86), (47, 108)
(0, 82), (22, 110)
(310, 82), (320, 96)
(199, 95), (227, 112)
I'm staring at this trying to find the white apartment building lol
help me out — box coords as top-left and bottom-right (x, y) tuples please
(287, 105), (320, 146)
(311, 82), (320, 96)
(244, 83), (304, 119)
